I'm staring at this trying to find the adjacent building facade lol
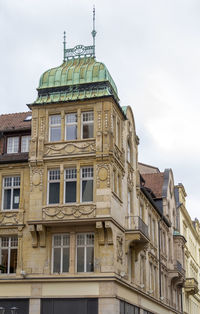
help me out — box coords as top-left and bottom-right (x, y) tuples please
(0, 40), (197, 314)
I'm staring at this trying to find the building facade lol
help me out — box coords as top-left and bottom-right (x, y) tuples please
(0, 43), (188, 313)
(175, 184), (200, 314)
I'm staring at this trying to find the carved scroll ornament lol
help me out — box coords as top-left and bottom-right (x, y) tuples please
(43, 204), (96, 220)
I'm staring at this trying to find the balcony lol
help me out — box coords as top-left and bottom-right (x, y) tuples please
(185, 278), (199, 295)
(125, 216), (149, 256)
(169, 260), (185, 286)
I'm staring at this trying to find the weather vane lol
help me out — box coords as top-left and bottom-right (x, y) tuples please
(63, 6), (97, 61)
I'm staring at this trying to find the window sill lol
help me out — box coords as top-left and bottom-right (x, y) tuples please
(46, 138), (95, 144)
(1, 209), (19, 212)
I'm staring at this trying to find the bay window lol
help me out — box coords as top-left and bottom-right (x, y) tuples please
(2, 176), (20, 210)
(0, 236), (18, 274)
(49, 115), (61, 142)
(52, 234), (70, 273)
(65, 113), (77, 140)
(82, 112), (94, 139)
(81, 167), (93, 202)
(64, 168), (77, 203)
(48, 170), (60, 204)
(76, 233), (94, 272)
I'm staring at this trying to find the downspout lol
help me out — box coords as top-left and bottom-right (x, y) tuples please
(158, 218), (162, 299)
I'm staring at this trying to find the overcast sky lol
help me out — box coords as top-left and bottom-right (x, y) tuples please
(1, 0), (200, 219)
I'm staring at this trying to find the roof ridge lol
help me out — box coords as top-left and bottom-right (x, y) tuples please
(0, 111), (31, 117)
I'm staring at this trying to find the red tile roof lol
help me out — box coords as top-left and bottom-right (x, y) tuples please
(0, 112), (32, 132)
(142, 173), (164, 198)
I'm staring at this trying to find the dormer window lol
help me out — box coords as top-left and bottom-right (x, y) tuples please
(21, 135), (31, 152)
(7, 137), (19, 154)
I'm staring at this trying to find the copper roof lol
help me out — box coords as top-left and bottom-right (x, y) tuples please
(142, 173), (164, 198)
(0, 112), (32, 132)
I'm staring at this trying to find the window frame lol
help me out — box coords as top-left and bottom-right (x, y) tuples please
(21, 135), (31, 152)
(0, 236), (18, 274)
(47, 169), (60, 205)
(65, 113), (78, 141)
(64, 168), (77, 204)
(7, 137), (19, 154)
(52, 234), (70, 274)
(80, 166), (94, 203)
(49, 115), (61, 142)
(76, 233), (94, 273)
(2, 176), (20, 211)
(81, 111), (94, 139)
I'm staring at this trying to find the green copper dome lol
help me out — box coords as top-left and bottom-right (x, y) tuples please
(35, 57), (118, 104)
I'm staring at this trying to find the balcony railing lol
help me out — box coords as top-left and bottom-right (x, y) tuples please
(125, 216), (149, 239)
(174, 260), (185, 276)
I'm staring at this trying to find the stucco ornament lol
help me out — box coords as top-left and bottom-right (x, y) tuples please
(43, 204), (96, 220)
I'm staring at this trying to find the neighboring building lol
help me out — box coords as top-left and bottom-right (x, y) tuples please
(175, 184), (200, 314)
(0, 37), (188, 314)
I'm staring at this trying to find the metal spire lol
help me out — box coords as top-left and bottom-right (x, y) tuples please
(63, 31), (66, 62)
(91, 6), (97, 57)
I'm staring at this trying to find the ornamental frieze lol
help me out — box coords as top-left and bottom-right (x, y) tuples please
(0, 211), (24, 226)
(42, 204), (96, 220)
(96, 164), (110, 188)
(44, 140), (96, 157)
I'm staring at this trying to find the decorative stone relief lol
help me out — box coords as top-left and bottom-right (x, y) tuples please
(0, 211), (24, 225)
(104, 110), (109, 129)
(97, 111), (102, 130)
(116, 235), (123, 264)
(96, 164), (110, 188)
(128, 164), (134, 187)
(42, 204), (96, 220)
(30, 167), (43, 191)
(44, 141), (96, 157)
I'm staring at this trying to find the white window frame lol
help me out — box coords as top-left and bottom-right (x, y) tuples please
(0, 236), (18, 274)
(21, 135), (31, 152)
(64, 168), (77, 203)
(81, 111), (94, 139)
(65, 113), (77, 140)
(49, 115), (61, 142)
(76, 233), (94, 272)
(80, 166), (93, 203)
(52, 234), (70, 273)
(47, 169), (60, 204)
(7, 137), (19, 154)
(2, 176), (20, 210)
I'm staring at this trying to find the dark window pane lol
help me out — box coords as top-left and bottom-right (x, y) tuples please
(83, 124), (93, 139)
(13, 188), (20, 209)
(1, 249), (8, 273)
(53, 248), (61, 273)
(77, 247), (84, 272)
(49, 183), (60, 204)
(50, 127), (61, 142)
(65, 182), (76, 203)
(63, 248), (69, 272)
(10, 248), (17, 273)
(120, 301), (125, 314)
(66, 125), (77, 140)
(82, 180), (93, 202)
(86, 247), (94, 272)
(3, 189), (11, 209)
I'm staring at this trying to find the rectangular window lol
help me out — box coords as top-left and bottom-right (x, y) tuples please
(82, 112), (94, 139)
(52, 234), (70, 273)
(7, 137), (19, 154)
(21, 135), (31, 152)
(0, 236), (18, 274)
(49, 115), (61, 142)
(81, 167), (93, 202)
(48, 170), (60, 204)
(65, 113), (77, 140)
(3, 176), (20, 210)
(65, 168), (77, 203)
(77, 233), (94, 272)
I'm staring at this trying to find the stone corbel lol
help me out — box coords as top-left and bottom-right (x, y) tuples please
(96, 222), (105, 245)
(37, 224), (46, 247)
(29, 225), (38, 248)
(105, 221), (113, 245)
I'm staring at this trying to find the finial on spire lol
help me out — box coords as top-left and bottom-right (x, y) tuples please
(63, 31), (66, 62)
(91, 5), (97, 57)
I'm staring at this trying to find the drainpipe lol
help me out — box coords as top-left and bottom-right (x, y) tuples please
(158, 218), (162, 299)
